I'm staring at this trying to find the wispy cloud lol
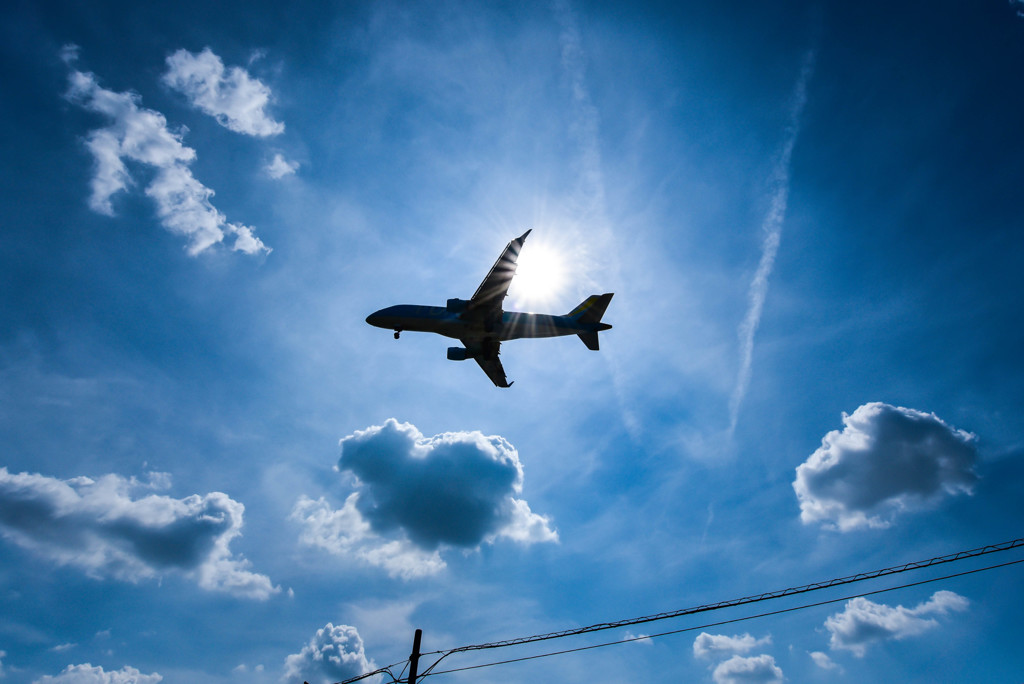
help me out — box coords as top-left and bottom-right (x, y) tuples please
(554, 0), (606, 223)
(728, 49), (816, 435)
(281, 623), (376, 684)
(793, 402), (978, 530)
(163, 48), (284, 137)
(291, 419), (556, 579)
(825, 591), (969, 656)
(62, 48), (269, 255)
(809, 650), (842, 671)
(264, 152), (299, 179)
(0, 468), (279, 599)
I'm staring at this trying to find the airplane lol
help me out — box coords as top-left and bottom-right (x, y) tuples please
(365, 229), (613, 387)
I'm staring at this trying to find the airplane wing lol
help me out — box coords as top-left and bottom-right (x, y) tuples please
(463, 337), (512, 388)
(467, 229), (531, 319)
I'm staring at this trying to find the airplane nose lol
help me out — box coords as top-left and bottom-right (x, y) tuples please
(366, 310), (386, 328)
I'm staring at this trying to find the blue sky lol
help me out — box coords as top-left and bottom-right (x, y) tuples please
(2, 0), (1024, 682)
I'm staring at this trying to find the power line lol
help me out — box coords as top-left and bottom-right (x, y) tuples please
(436, 537), (1024, 656)
(335, 536), (1024, 684)
(421, 556), (1024, 678)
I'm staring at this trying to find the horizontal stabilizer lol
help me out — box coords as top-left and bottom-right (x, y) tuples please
(577, 330), (600, 350)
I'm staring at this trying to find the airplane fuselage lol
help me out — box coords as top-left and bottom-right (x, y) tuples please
(366, 305), (610, 341)
(365, 229), (612, 387)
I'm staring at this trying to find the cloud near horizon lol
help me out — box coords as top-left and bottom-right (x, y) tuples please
(63, 49), (269, 256)
(793, 402), (978, 530)
(825, 590), (969, 656)
(0, 468), (279, 600)
(292, 419), (557, 578)
(281, 623), (375, 684)
(163, 48), (284, 137)
(33, 663), (162, 683)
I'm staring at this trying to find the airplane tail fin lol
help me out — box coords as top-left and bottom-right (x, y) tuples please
(569, 293), (614, 350)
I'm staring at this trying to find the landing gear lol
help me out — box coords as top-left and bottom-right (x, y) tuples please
(394, 330), (401, 339)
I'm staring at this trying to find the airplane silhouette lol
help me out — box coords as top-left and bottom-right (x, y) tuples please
(366, 230), (613, 387)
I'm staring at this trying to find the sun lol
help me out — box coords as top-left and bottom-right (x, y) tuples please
(509, 241), (567, 311)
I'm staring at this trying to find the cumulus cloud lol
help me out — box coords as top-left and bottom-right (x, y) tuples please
(163, 48), (284, 137)
(281, 623), (376, 684)
(264, 153), (298, 179)
(64, 59), (269, 255)
(711, 654), (783, 684)
(291, 494), (445, 580)
(0, 468), (279, 600)
(693, 633), (772, 660)
(292, 419), (556, 578)
(793, 402), (978, 530)
(825, 590), (969, 657)
(33, 663), (162, 684)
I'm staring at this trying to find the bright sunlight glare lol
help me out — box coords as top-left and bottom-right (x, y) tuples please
(509, 242), (567, 311)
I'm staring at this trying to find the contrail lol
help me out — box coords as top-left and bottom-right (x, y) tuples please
(728, 50), (816, 436)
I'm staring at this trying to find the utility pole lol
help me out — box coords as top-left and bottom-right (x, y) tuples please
(407, 629), (422, 684)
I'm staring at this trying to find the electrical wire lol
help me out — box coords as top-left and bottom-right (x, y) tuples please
(434, 536), (1024, 657)
(335, 536), (1024, 684)
(420, 556), (1024, 678)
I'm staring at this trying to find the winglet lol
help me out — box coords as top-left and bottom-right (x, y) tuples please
(517, 229), (531, 243)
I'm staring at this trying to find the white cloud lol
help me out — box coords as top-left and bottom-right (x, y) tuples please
(60, 43), (82, 65)
(291, 494), (445, 579)
(163, 48), (284, 137)
(809, 650), (841, 671)
(0, 468), (279, 600)
(712, 654), (783, 684)
(825, 590), (969, 657)
(292, 419), (556, 578)
(793, 402), (978, 530)
(33, 663), (162, 684)
(693, 633), (772, 660)
(64, 62), (269, 255)
(281, 623), (376, 684)
(264, 153), (299, 179)
(0, 649), (5, 678)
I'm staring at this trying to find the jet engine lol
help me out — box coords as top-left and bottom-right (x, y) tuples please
(447, 346), (477, 361)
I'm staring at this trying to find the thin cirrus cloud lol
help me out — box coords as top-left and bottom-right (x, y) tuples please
(62, 47), (269, 256)
(291, 419), (557, 579)
(825, 591), (969, 657)
(793, 402), (979, 531)
(0, 468), (279, 600)
(162, 47), (284, 138)
(728, 48), (815, 436)
(33, 663), (163, 683)
(281, 623), (376, 684)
